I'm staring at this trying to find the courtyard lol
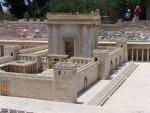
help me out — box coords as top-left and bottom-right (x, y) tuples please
(102, 62), (150, 111)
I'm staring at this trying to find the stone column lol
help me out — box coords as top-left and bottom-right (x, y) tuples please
(142, 49), (144, 61)
(136, 49), (138, 61)
(147, 49), (149, 62)
(132, 49), (134, 61)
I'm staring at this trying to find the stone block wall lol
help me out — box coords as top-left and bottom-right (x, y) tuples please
(0, 76), (54, 101)
(77, 61), (99, 93)
(54, 62), (78, 103)
(93, 47), (125, 79)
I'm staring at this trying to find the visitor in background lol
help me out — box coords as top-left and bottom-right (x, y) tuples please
(134, 5), (141, 20)
(125, 9), (131, 21)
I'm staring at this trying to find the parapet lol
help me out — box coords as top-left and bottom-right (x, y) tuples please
(4, 45), (21, 50)
(93, 49), (110, 54)
(54, 62), (77, 70)
(47, 10), (101, 25)
(116, 39), (127, 43)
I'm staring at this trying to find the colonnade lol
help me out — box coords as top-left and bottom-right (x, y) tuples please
(2, 64), (37, 74)
(128, 49), (150, 61)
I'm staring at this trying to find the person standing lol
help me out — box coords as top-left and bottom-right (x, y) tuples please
(134, 5), (141, 20)
(125, 9), (131, 21)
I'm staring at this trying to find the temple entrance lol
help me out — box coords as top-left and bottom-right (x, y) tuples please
(65, 41), (74, 57)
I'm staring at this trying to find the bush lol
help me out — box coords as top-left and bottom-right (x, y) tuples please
(23, 12), (30, 21)
(1, 13), (18, 21)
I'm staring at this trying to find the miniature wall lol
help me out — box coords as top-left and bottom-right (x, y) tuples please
(19, 45), (48, 54)
(104, 47), (125, 79)
(77, 61), (99, 93)
(69, 57), (93, 67)
(99, 21), (150, 35)
(0, 56), (14, 64)
(18, 54), (41, 72)
(0, 74), (54, 101)
(87, 61), (136, 105)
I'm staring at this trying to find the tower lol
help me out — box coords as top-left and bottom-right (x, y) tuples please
(4, 45), (20, 60)
(54, 62), (77, 103)
(93, 49), (110, 79)
(116, 40), (128, 62)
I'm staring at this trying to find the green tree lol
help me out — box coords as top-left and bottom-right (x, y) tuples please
(23, 12), (30, 21)
(2, 13), (18, 21)
(2, 0), (27, 19)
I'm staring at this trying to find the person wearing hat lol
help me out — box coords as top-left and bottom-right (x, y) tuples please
(134, 5), (141, 20)
(125, 9), (131, 21)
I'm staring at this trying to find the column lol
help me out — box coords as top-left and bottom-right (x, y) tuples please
(136, 49), (138, 61)
(132, 49), (134, 61)
(147, 49), (149, 62)
(142, 49), (144, 61)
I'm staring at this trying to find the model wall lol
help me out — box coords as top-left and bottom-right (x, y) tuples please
(77, 61), (99, 93)
(0, 76), (54, 101)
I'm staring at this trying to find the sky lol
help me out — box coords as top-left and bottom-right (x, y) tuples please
(0, 0), (8, 12)
(0, 0), (31, 12)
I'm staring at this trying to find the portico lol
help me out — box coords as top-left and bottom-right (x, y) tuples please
(128, 43), (150, 62)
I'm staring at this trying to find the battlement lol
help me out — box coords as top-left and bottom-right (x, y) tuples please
(4, 45), (20, 50)
(47, 9), (100, 16)
(47, 10), (100, 25)
(54, 62), (77, 70)
(93, 49), (110, 54)
(0, 71), (54, 80)
(9, 61), (36, 66)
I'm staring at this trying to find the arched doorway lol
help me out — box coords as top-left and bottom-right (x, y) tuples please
(110, 60), (113, 74)
(115, 58), (118, 69)
(84, 77), (88, 90)
(119, 56), (122, 65)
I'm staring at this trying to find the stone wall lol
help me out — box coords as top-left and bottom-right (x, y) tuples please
(87, 61), (136, 106)
(77, 61), (99, 93)
(0, 74), (54, 101)
(93, 46), (125, 79)
(19, 45), (48, 54)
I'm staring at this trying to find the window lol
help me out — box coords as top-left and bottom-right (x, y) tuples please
(58, 71), (61, 75)
(1, 84), (8, 96)
(95, 57), (98, 61)
(11, 52), (13, 56)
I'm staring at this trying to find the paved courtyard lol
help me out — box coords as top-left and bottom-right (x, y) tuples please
(102, 62), (150, 111)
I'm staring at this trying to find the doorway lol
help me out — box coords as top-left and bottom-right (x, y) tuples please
(1, 84), (8, 96)
(65, 41), (74, 57)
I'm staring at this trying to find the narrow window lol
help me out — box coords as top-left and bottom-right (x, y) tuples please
(11, 52), (13, 56)
(95, 57), (98, 61)
(58, 71), (61, 75)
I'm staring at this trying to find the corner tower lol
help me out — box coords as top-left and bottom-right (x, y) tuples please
(54, 62), (77, 103)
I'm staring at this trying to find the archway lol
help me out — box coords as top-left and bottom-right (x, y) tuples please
(119, 56), (122, 65)
(110, 60), (113, 74)
(115, 58), (118, 69)
(84, 77), (88, 90)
